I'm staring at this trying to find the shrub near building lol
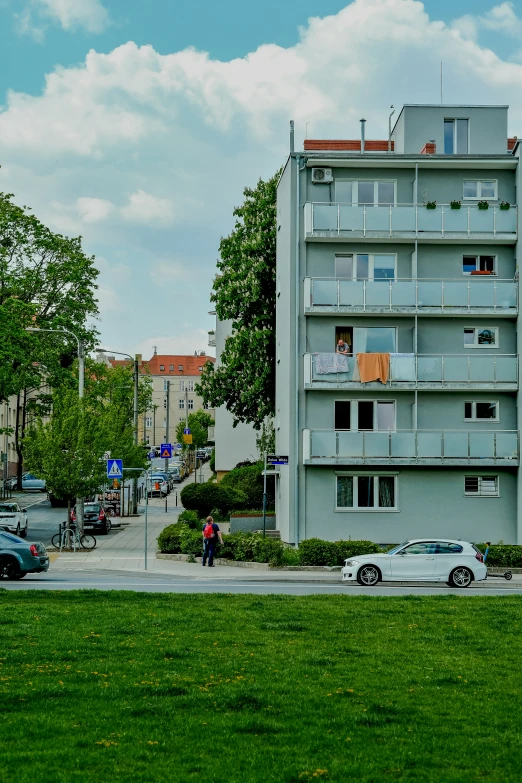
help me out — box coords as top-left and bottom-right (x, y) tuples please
(180, 483), (246, 519)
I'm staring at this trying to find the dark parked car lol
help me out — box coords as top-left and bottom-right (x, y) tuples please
(71, 503), (112, 535)
(0, 531), (49, 579)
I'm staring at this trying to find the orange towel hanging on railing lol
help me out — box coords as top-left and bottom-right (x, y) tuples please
(356, 353), (390, 384)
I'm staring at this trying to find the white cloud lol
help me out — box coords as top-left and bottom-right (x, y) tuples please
(19, 0), (110, 35)
(2, 0), (522, 353)
(135, 332), (214, 359)
(452, 2), (522, 41)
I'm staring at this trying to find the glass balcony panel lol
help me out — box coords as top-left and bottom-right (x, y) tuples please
(496, 282), (517, 309)
(337, 431), (363, 457)
(495, 432), (518, 459)
(417, 432), (442, 458)
(443, 281), (468, 307)
(443, 432), (468, 458)
(468, 356), (494, 382)
(391, 281), (416, 306)
(443, 356), (469, 382)
(365, 283), (390, 306)
(469, 283), (495, 308)
(363, 432), (390, 457)
(339, 205), (364, 231)
(444, 209), (468, 232)
(469, 432), (495, 459)
(495, 356), (517, 382)
(496, 209), (517, 233)
(312, 280), (337, 306)
(390, 206), (416, 231)
(365, 207), (390, 232)
(470, 208), (494, 233)
(390, 355), (415, 381)
(339, 280), (364, 307)
(390, 432), (415, 457)
(417, 281), (442, 307)
(311, 431), (336, 458)
(313, 205), (337, 231)
(418, 356), (442, 382)
(418, 208), (442, 232)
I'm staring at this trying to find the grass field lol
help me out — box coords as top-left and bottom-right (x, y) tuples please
(1, 591), (522, 783)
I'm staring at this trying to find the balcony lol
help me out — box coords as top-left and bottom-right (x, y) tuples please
(304, 278), (517, 316)
(304, 353), (518, 391)
(208, 331), (216, 347)
(304, 203), (517, 242)
(303, 429), (519, 466)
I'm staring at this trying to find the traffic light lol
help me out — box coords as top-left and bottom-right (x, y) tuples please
(163, 399), (167, 408)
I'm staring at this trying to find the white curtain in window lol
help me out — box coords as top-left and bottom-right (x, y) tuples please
(337, 477), (353, 507)
(378, 477), (395, 507)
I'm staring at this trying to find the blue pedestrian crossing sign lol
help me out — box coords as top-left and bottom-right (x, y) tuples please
(160, 443), (172, 459)
(183, 428), (191, 435)
(107, 459), (123, 479)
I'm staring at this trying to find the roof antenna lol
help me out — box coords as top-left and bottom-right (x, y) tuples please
(440, 61), (443, 104)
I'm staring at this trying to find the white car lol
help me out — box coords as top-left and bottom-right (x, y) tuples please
(342, 539), (487, 588)
(0, 502), (28, 538)
(147, 476), (169, 498)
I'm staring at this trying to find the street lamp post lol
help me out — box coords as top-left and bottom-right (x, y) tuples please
(98, 349), (140, 515)
(26, 326), (85, 532)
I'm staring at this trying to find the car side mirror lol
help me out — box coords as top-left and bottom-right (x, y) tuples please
(397, 551), (406, 555)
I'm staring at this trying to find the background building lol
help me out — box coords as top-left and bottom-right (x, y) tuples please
(276, 104), (520, 545)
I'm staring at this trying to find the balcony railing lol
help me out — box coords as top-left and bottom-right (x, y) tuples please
(303, 429), (519, 464)
(304, 203), (518, 238)
(304, 277), (517, 313)
(304, 353), (518, 389)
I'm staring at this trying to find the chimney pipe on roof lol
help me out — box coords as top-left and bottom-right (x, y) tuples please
(289, 120), (295, 154)
(388, 106), (395, 153)
(360, 118), (366, 154)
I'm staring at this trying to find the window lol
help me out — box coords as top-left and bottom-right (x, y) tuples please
(402, 542), (437, 555)
(179, 380), (185, 391)
(159, 365), (165, 372)
(145, 416), (152, 428)
(335, 254), (396, 281)
(357, 327), (396, 353)
(188, 399), (194, 410)
(444, 119), (469, 154)
(178, 365), (183, 371)
(463, 180), (497, 200)
(187, 381), (194, 392)
(334, 180), (396, 206)
(464, 401), (498, 421)
(336, 474), (397, 510)
(464, 327), (498, 348)
(203, 402), (210, 410)
(436, 542), (463, 554)
(464, 476), (499, 497)
(169, 364), (174, 371)
(462, 255), (496, 275)
(335, 400), (395, 431)
(163, 380), (169, 391)
(198, 366), (203, 371)
(179, 417), (184, 422)
(179, 399), (185, 410)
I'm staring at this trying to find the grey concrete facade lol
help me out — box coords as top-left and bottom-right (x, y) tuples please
(276, 104), (521, 545)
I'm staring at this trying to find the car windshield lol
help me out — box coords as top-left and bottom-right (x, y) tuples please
(386, 542), (409, 554)
(0, 504), (17, 513)
(84, 505), (100, 512)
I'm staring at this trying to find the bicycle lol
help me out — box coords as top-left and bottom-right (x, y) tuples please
(51, 523), (97, 551)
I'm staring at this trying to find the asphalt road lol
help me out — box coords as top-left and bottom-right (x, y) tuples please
(2, 570), (521, 595)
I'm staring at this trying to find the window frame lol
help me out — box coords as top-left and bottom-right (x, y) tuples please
(334, 179), (397, 206)
(462, 179), (498, 201)
(335, 253), (397, 281)
(334, 399), (397, 432)
(335, 472), (399, 512)
(159, 365), (165, 372)
(464, 475), (499, 497)
(188, 399), (194, 410)
(179, 399), (185, 410)
(145, 416), (153, 428)
(462, 254), (497, 276)
(444, 118), (469, 154)
(464, 401), (499, 423)
(463, 327), (499, 349)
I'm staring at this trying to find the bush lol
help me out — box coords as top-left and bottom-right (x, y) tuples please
(180, 527), (204, 557)
(177, 509), (201, 530)
(335, 540), (383, 566)
(298, 538), (339, 566)
(209, 448), (215, 473)
(475, 544), (522, 568)
(180, 483), (246, 518)
(220, 463), (274, 510)
(251, 535), (285, 566)
(157, 523), (185, 554)
(220, 532), (256, 562)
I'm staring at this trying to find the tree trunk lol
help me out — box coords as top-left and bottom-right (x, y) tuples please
(15, 391), (23, 489)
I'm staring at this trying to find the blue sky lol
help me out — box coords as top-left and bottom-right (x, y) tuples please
(1, 0), (522, 357)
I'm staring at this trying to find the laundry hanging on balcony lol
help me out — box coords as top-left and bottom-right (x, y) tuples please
(315, 352), (350, 374)
(357, 353), (390, 384)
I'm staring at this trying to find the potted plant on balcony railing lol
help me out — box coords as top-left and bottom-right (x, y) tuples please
(477, 200), (489, 210)
(450, 200), (461, 210)
(425, 200), (437, 210)
(500, 201), (511, 211)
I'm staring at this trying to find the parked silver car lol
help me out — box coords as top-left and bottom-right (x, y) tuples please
(21, 473), (46, 492)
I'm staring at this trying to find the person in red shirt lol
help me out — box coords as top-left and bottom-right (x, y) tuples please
(202, 515), (224, 567)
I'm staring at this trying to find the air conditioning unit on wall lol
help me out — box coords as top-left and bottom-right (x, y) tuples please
(311, 168), (333, 184)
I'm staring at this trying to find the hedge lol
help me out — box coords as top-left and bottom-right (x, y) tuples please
(220, 463), (275, 510)
(476, 543), (522, 568)
(177, 510), (201, 530)
(180, 483), (246, 518)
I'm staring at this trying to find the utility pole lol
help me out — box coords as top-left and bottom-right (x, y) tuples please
(132, 354), (139, 514)
(165, 380), (170, 513)
(185, 385), (192, 478)
(262, 451), (267, 537)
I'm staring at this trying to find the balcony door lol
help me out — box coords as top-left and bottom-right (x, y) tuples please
(335, 180), (396, 206)
(335, 254), (396, 281)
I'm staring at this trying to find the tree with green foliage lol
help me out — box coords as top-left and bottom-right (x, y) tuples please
(197, 172), (279, 429)
(175, 410), (214, 453)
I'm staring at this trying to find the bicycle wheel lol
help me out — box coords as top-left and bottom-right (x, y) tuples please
(51, 534), (62, 548)
(80, 534), (96, 550)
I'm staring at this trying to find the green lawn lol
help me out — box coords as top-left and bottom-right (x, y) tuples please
(1, 592), (522, 783)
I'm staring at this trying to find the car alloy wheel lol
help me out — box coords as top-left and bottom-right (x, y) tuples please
(0, 558), (23, 579)
(450, 567), (472, 588)
(357, 565), (380, 586)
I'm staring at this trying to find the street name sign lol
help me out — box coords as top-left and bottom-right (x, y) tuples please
(267, 455), (289, 465)
(160, 443), (173, 459)
(107, 459), (123, 479)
